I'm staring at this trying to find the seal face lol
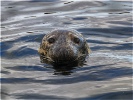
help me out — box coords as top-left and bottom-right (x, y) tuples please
(38, 30), (90, 67)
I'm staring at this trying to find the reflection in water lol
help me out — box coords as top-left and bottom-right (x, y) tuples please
(1, 0), (132, 100)
(4, 64), (77, 75)
(2, 64), (132, 84)
(53, 66), (78, 75)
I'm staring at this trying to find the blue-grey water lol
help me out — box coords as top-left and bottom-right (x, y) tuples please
(1, 0), (133, 100)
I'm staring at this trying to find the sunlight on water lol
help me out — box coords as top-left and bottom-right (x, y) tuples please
(91, 52), (132, 62)
(1, 0), (132, 100)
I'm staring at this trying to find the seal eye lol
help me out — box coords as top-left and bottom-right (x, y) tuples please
(48, 38), (55, 44)
(73, 37), (80, 44)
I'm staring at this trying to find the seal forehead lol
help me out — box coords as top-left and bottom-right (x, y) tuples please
(51, 30), (83, 37)
(43, 29), (85, 43)
(46, 30), (68, 38)
(44, 30), (68, 40)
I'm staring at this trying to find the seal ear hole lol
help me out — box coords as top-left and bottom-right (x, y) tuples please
(73, 37), (80, 44)
(48, 38), (55, 44)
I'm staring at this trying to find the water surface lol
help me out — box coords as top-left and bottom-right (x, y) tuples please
(1, 0), (133, 100)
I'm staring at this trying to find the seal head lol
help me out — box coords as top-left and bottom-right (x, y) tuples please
(38, 30), (90, 67)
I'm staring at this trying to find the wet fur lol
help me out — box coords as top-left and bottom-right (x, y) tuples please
(38, 30), (91, 66)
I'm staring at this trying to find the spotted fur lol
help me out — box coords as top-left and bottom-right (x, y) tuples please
(38, 29), (91, 67)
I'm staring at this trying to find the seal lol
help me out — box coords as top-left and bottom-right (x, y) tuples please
(38, 29), (91, 67)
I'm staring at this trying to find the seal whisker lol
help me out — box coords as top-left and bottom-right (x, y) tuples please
(76, 54), (87, 61)
(45, 57), (55, 62)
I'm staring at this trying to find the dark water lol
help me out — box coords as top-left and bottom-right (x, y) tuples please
(1, 0), (133, 100)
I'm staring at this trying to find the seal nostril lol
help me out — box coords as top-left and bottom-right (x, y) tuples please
(48, 38), (55, 44)
(73, 37), (80, 44)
